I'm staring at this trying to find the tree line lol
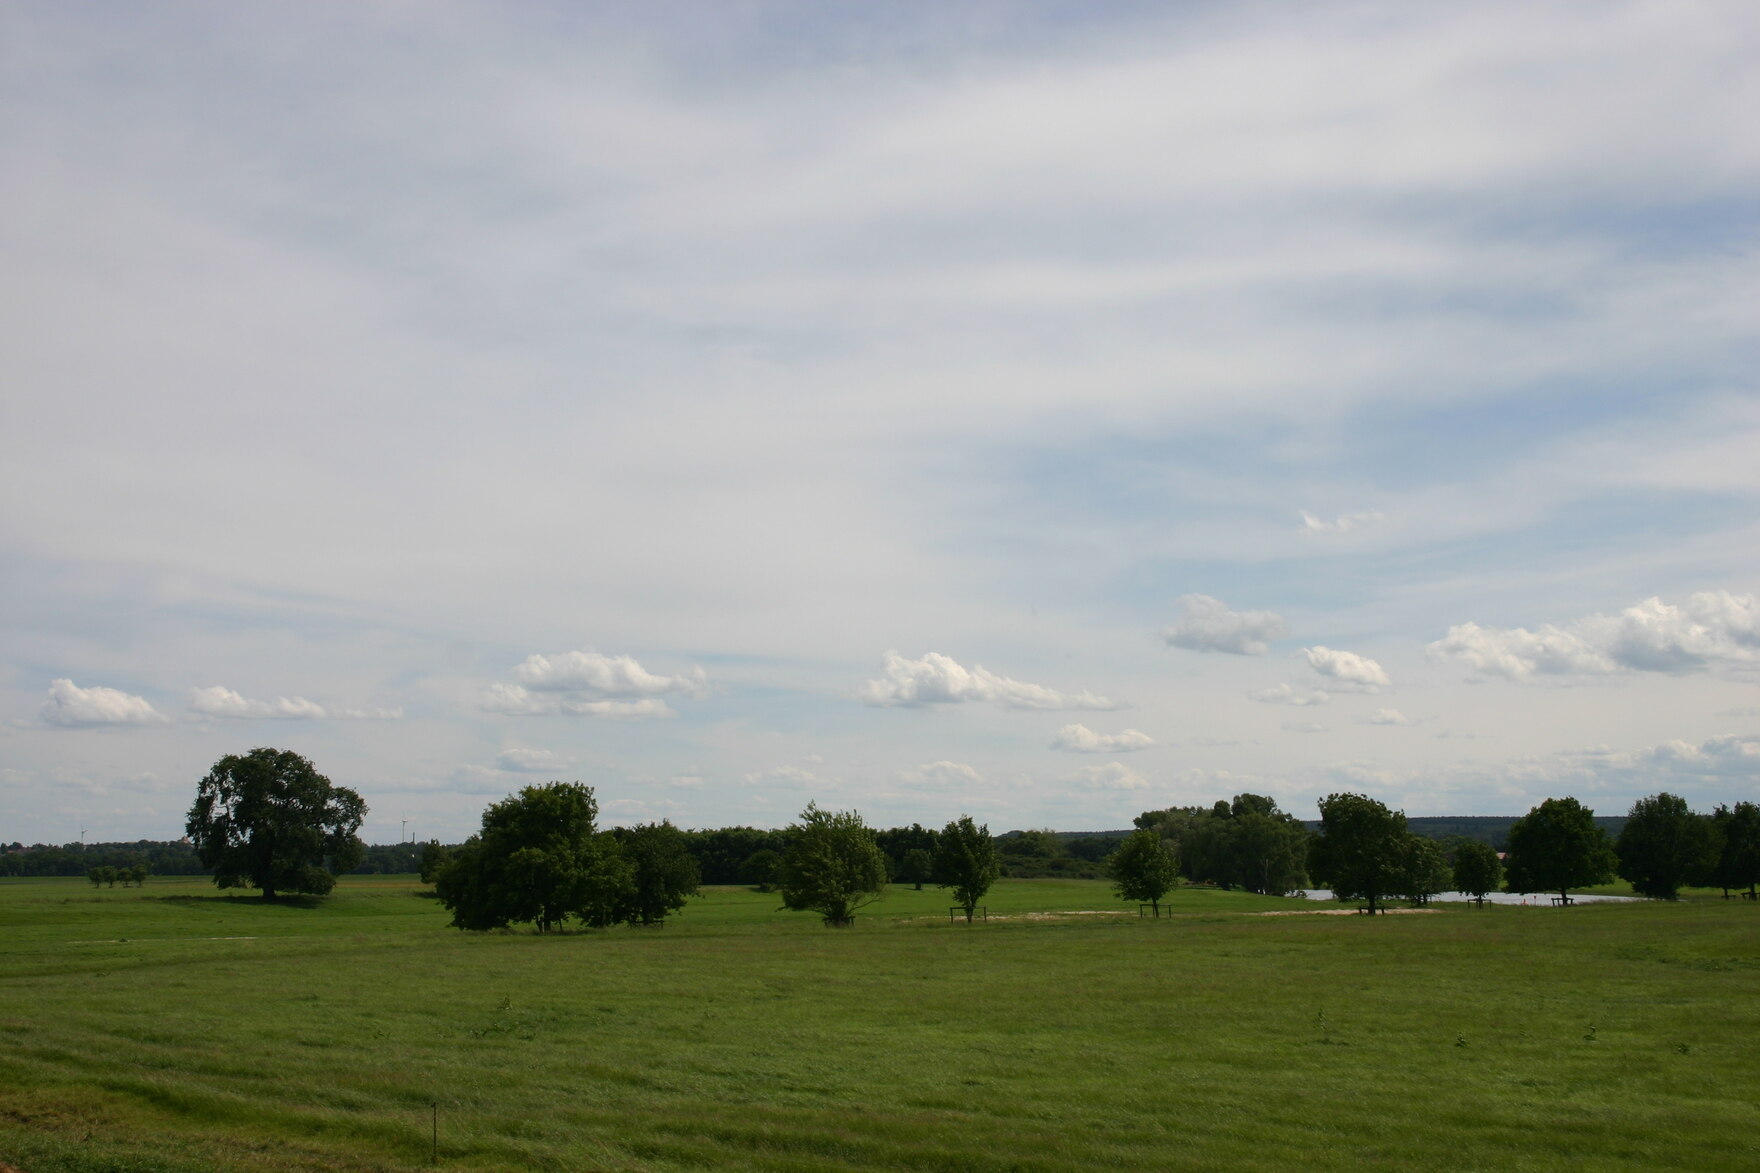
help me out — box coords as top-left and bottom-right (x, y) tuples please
(24, 750), (1756, 930)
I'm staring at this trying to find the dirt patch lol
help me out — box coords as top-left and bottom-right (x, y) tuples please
(1253, 907), (1440, 916)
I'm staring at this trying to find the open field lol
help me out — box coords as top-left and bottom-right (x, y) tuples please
(2, 877), (1756, 1172)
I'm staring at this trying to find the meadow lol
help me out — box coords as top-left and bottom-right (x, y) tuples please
(1, 877), (1755, 1172)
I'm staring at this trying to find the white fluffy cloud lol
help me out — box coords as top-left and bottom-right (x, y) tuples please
(1364, 708), (1414, 726)
(1249, 683), (1330, 706)
(495, 748), (571, 773)
(742, 764), (828, 789)
(1303, 646), (1390, 690)
(481, 683), (676, 719)
(1069, 762), (1150, 791)
(860, 651), (1120, 710)
(512, 650), (707, 697)
(1159, 595), (1288, 655)
(482, 650), (702, 718)
(189, 686), (326, 720)
(1429, 591), (1760, 679)
(40, 679), (166, 727)
(898, 760), (985, 787)
(1050, 724), (1155, 753)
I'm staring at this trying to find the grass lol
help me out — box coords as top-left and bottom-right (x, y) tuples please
(1, 876), (1756, 1171)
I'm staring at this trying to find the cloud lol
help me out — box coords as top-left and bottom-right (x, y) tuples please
(1069, 762), (1150, 791)
(41, 679), (166, 727)
(1249, 683), (1330, 706)
(1302, 646), (1390, 690)
(1282, 721), (1329, 734)
(479, 682), (676, 719)
(1429, 591), (1760, 680)
(481, 650), (703, 718)
(1050, 723), (1155, 753)
(899, 760), (984, 786)
(1159, 595), (1288, 655)
(189, 686), (326, 720)
(860, 651), (1120, 710)
(511, 650), (707, 697)
(495, 748), (571, 773)
(1299, 510), (1385, 534)
(1364, 708), (1414, 726)
(743, 764), (828, 789)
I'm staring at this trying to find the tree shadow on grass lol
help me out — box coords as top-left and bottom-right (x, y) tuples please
(148, 892), (327, 909)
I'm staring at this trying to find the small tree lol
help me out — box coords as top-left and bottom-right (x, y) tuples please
(777, 804), (888, 927)
(933, 815), (1001, 922)
(1396, 836), (1451, 906)
(1617, 792), (1715, 900)
(899, 847), (933, 891)
(739, 848), (781, 892)
(612, 821), (701, 926)
(1503, 796), (1616, 903)
(1451, 840), (1504, 905)
(418, 840), (451, 886)
(1109, 828), (1179, 917)
(185, 748), (366, 900)
(1308, 792), (1407, 914)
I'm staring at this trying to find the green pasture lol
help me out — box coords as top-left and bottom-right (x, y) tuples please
(1, 877), (1755, 1172)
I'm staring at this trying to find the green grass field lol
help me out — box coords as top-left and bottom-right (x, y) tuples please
(2, 877), (1755, 1172)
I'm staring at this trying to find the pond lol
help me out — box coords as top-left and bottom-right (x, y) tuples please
(1294, 889), (1644, 905)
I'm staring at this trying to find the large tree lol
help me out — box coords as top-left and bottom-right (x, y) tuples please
(1617, 792), (1715, 900)
(776, 804), (888, 927)
(1308, 792), (1406, 914)
(1503, 797), (1616, 903)
(608, 820), (701, 926)
(1707, 801), (1760, 898)
(1108, 828), (1179, 917)
(186, 748), (366, 900)
(933, 815), (1001, 922)
(437, 782), (622, 932)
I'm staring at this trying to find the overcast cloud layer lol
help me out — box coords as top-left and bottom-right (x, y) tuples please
(3, 2), (1757, 843)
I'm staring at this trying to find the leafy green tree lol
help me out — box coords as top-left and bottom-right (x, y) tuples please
(1108, 828), (1179, 916)
(87, 866), (114, 888)
(1308, 793), (1407, 914)
(1503, 797), (1616, 903)
(900, 847), (934, 891)
(1451, 840), (1504, 904)
(1617, 793), (1715, 900)
(436, 782), (616, 932)
(933, 815), (1001, 922)
(1707, 801), (1760, 898)
(777, 804), (889, 927)
(610, 821), (700, 925)
(1396, 836), (1451, 906)
(739, 848), (781, 891)
(186, 748), (367, 900)
(418, 840), (451, 885)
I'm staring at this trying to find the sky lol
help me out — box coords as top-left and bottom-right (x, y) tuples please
(2, 1), (1757, 845)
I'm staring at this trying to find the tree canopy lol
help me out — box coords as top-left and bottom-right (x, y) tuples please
(934, 815), (1001, 922)
(1616, 792), (1714, 901)
(1503, 797), (1617, 902)
(1135, 795), (1308, 894)
(1307, 792), (1407, 914)
(1108, 828), (1179, 916)
(185, 748), (366, 900)
(1451, 839), (1504, 903)
(776, 804), (888, 926)
(434, 782), (677, 933)
(1707, 801), (1760, 898)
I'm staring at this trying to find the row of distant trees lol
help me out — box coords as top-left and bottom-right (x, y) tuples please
(87, 864), (150, 887)
(1301, 792), (1760, 911)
